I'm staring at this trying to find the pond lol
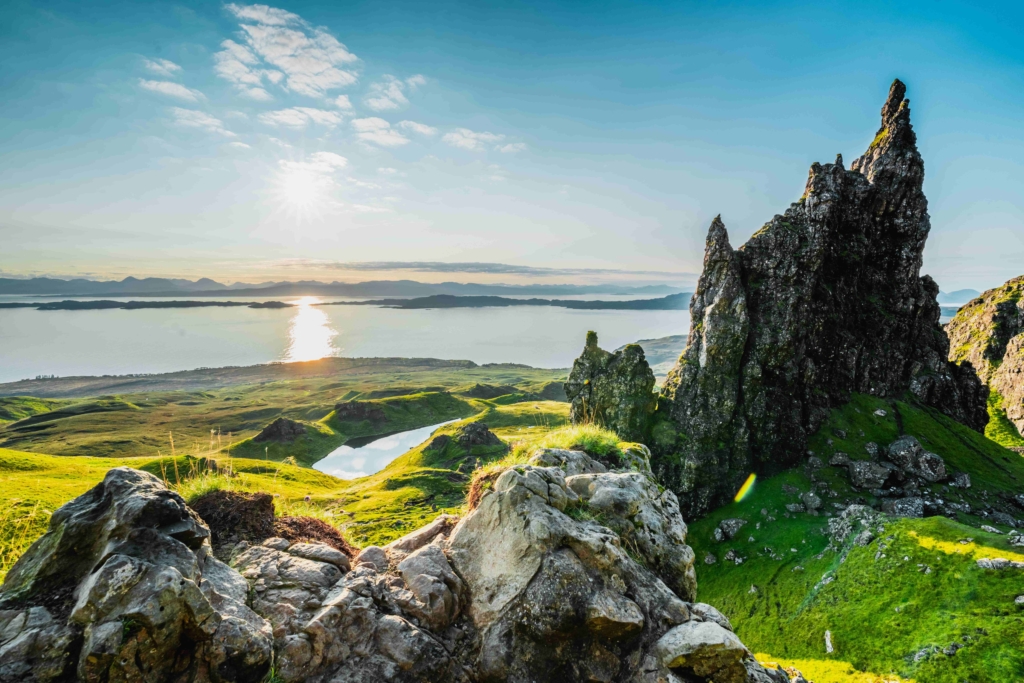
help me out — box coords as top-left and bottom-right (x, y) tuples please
(313, 420), (460, 479)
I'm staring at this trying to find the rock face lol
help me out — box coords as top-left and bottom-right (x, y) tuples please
(0, 468), (273, 683)
(333, 400), (386, 423)
(947, 274), (1024, 436)
(564, 331), (658, 442)
(254, 417), (310, 443)
(652, 80), (987, 517)
(1, 458), (780, 683)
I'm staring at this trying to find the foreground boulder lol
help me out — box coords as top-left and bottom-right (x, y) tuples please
(564, 331), (658, 442)
(1, 454), (781, 683)
(650, 80), (987, 517)
(0, 468), (273, 683)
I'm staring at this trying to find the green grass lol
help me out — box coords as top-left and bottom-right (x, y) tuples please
(0, 364), (566, 460)
(691, 393), (1024, 682)
(985, 391), (1024, 449)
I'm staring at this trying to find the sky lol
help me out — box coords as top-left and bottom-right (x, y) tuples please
(1, 0), (1022, 290)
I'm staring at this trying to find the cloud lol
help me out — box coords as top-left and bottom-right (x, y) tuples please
(279, 151), (348, 174)
(333, 94), (353, 110)
(217, 4), (359, 99)
(280, 260), (692, 278)
(351, 118), (409, 147)
(170, 108), (235, 136)
(224, 3), (301, 26)
(497, 142), (526, 153)
(398, 120), (437, 136)
(143, 58), (182, 77)
(139, 79), (205, 102)
(258, 107), (343, 128)
(364, 74), (425, 112)
(442, 128), (505, 151)
(228, 141), (252, 149)
(378, 167), (400, 175)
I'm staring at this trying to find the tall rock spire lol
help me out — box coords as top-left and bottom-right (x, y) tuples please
(653, 80), (987, 518)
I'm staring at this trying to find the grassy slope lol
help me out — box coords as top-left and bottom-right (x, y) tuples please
(986, 391), (1024, 449)
(0, 396), (571, 580)
(0, 365), (566, 459)
(691, 393), (1024, 683)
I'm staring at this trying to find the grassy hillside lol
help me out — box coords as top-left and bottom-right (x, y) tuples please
(0, 365), (566, 459)
(690, 393), (1024, 682)
(986, 391), (1024, 450)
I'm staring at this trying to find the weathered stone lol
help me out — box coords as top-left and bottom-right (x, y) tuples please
(717, 518), (748, 540)
(881, 497), (924, 518)
(653, 80), (987, 518)
(333, 400), (386, 422)
(0, 468), (272, 683)
(654, 621), (751, 683)
(848, 461), (891, 489)
(886, 435), (947, 482)
(565, 331), (657, 441)
(354, 546), (389, 572)
(287, 542), (351, 571)
(529, 448), (609, 476)
(800, 492), (823, 511)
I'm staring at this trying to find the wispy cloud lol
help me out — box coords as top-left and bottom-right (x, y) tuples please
(228, 141), (252, 149)
(170, 108), (235, 136)
(278, 260), (691, 278)
(139, 79), (205, 102)
(442, 128), (505, 151)
(218, 3), (359, 100)
(364, 74), (425, 112)
(213, 39), (275, 101)
(351, 118), (409, 147)
(258, 107), (343, 128)
(279, 151), (348, 174)
(333, 94), (353, 111)
(143, 58), (183, 78)
(497, 142), (526, 153)
(398, 120), (437, 136)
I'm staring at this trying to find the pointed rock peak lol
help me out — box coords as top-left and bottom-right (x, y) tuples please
(585, 330), (599, 350)
(882, 79), (907, 123)
(703, 215), (735, 264)
(835, 153), (844, 168)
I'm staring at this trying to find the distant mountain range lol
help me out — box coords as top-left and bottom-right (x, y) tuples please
(0, 276), (686, 298)
(936, 288), (980, 304)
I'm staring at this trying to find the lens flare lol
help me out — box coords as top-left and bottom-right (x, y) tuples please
(734, 473), (756, 502)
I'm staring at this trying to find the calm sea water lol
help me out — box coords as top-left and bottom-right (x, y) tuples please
(0, 296), (691, 383)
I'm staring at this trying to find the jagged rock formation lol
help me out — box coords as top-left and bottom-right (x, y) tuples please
(0, 456), (783, 683)
(947, 275), (1024, 436)
(254, 417), (310, 443)
(564, 331), (657, 442)
(654, 80), (987, 517)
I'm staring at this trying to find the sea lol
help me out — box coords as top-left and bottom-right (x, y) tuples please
(0, 295), (691, 384)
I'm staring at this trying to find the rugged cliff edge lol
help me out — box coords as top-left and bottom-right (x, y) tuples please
(0, 459), (786, 683)
(947, 274), (1024, 438)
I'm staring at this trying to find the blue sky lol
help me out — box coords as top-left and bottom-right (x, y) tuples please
(1, 0), (1022, 289)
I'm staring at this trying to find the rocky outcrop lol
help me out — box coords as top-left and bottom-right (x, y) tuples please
(652, 80), (987, 517)
(0, 468), (273, 683)
(564, 331), (658, 442)
(1, 457), (781, 683)
(254, 417), (311, 443)
(947, 274), (1024, 436)
(333, 400), (386, 423)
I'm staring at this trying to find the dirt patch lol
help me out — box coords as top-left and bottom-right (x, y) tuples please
(467, 468), (503, 510)
(190, 490), (275, 554)
(275, 516), (358, 557)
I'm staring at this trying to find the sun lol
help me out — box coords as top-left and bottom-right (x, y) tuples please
(271, 166), (335, 222)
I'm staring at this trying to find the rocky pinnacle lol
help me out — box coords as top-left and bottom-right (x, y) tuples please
(653, 80), (988, 518)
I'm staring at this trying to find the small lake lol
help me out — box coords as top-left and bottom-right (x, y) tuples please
(313, 420), (459, 479)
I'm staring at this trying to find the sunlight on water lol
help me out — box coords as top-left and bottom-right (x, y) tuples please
(282, 297), (338, 362)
